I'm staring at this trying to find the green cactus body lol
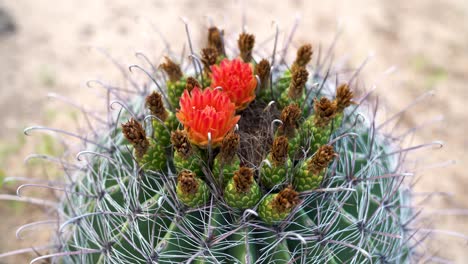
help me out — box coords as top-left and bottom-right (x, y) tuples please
(276, 70), (291, 96)
(289, 115), (332, 159)
(260, 157), (292, 188)
(213, 156), (240, 186)
(258, 69), (291, 102)
(278, 90), (305, 112)
(224, 178), (261, 209)
(176, 176), (209, 207)
(293, 162), (323, 192)
(138, 138), (168, 171)
(152, 112), (177, 146)
(173, 151), (204, 177)
(167, 78), (188, 108)
(14, 24), (424, 264)
(334, 112), (344, 128)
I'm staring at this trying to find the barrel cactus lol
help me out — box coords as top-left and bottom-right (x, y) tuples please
(2, 20), (435, 263)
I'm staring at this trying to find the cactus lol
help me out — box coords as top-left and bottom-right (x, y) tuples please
(1, 19), (446, 264)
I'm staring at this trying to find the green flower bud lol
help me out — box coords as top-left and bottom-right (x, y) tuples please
(224, 167), (261, 209)
(258, 186), (300, 225)
(176, 170), (209, 207)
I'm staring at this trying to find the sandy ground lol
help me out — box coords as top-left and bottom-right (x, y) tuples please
(0, 0), (467, 263)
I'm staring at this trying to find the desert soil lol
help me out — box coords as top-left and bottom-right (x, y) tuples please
(0, 0), (467, 263)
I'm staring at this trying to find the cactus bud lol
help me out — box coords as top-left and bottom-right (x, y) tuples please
(121, 118), (149, 159)
(176, 170), (209, 207)
(287, 67), (308, 100)
(238, 32), (255, 62)
(145, 91), (168, 122)
(258, 185), (300, 224)
(160, 56), (183, 82)
(224, 167), (261, 209)
(261, 136), (291, 188)
(294, 145), (336, 192)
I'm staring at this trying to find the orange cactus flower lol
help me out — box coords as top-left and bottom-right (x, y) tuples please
(176, 87), (240, 148)
(210, 58), (257, 110)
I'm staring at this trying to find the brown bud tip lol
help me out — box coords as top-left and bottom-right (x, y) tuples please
(272, 185), (300, 213)
(294, 44), (313, 68)
(145, 91), (168, 122)
(220, 130), (240, 164)
(178, 170), (199, 195)
(201, 47), (218, 73)
(279, 104), (301, 137)
(208, 27), (224, 55)
(308, 145), (336, 175)
(121, 118), (149, 159)
(271, 136), (289, 166)
(288, 67), (309, 100)
(255, 59), (270, 89)
(238, 32), (255, 62)
(160, 56), (183, 82)
(185, 77), (201, 92)
(233, 167), (254, 193)
(335, 83), (356, 113)
(313, 97), (337, 128)
(171, 130), (192, 158)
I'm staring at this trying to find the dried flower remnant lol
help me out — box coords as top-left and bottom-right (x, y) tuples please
(292, 44), (313, 71)
(313, 97), (337, 128)
(288, 67), (309, 100)
(279, 104), (301, 137)
(271, 136), (289, 166)
(145, 91), (168, 122)
(121, 118), (149, 159)
(255, 59), (270, 90)
(272, 185), (300, 213)
(171, 130), (192, 159)
(201, 47), (218, 73)
(335, 83), (356, 113)
(160, 56), (183, 82)
(233, 167), (254, 193)
(178, 170), (199, 195)
(207, 27), (224, 55)
(238, 32), (255, 62)
(185, 77), (201, 92)
(219, 130), (240, 164)
(308, 145), (336, 175)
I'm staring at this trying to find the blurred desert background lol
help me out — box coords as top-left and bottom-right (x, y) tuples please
(0, 0), (467, 263)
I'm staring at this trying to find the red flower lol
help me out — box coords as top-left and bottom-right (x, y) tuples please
(210, 58), (257, 110)
(176, 87), (240, 148)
